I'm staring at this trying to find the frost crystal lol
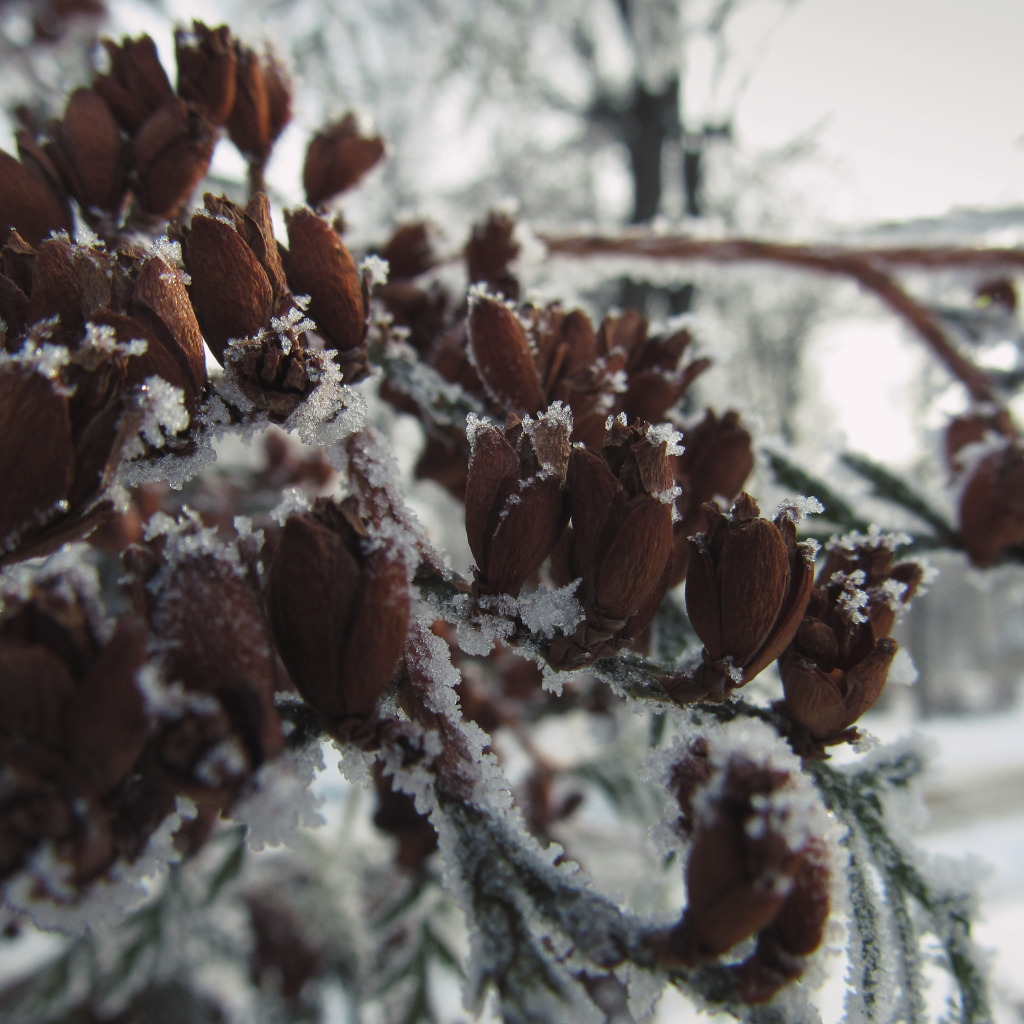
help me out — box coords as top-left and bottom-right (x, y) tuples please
(135, 376), (189, 448)
(271, 304), (316, 338)
(195, 736), (249, 786)
(465, 411), (492, 455)
(455, 609), (515, 656)
(137, 663), (221, 719)
(0, 544), (110, 641)
(521, 399), (574, 452)
(827, 524), (912, 553)
(115, 374), (194, 476)
(73, 225), (103, 250)
(832, 570), (871, 624)
(230, 744), (327, 850)
(360, 254), (390, 287)
(4, 796), (199, 933)
(80, 322), (143, 359)
(336, 741), (376, 787)
(148, 234), (185, 269)
(799, 537), (821, 564)
(270, 486), (313, 525)
(607, 368), (629, 394)
(645, 421), (685, 456)
(466, 281), (517, 310)
(141, 507), (246, 579)
(878, 577), (909, 608)
(888, 646), (919, 686)
(282, 356), (367, 446)
(517, 579), (583, 639)
(655, 485), (682, 512)
(0, 329), (70, 381)
(540, 661), (565, 696)
(774, 494), (825, 521)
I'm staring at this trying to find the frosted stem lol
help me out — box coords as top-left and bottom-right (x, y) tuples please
(810, 757), (993, 1024)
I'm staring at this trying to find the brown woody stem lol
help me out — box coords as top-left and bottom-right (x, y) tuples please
(247, 159), (267, 199)
(541, 233), (1005, 406)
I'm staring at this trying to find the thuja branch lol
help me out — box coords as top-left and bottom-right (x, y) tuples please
(840, 452), (960, 547)
(809, 753), (993, 1024)
(540, 233), (1004, 406)
(368, 331), (484, 430)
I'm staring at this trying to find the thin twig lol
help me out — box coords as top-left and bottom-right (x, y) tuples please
(540, 233), (1004, 405)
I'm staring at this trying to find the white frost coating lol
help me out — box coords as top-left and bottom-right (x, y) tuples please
(917, 559), (940, 592)
(134, 376), (190, 449)
(540, 661), (564, 697)
(834, 740), (954, 1024)
(384, 617), (512, 815)
(495, 492), (522, 524)
(282, 356), (367, 446)
(136, 663), (220, 719)
(229, 743), (327, 851)
(465, 411), (494, 457)
(832, 570), (871, 625)
(878, 577), (909, 611)
(888, 646), (919, 687)
(195, 209), (242, 229)
(466, 281), (517, 311)
(195, 736), (249, 787)
(826, 525), (913, 553)
(269, 486), (313, 525)
(80, 321), (148, 360)
(214, 348), (259, 415)
(0, 497), (74, 558)
(799, 538), (821, 565)
(141, 507), (246, 581)
(334, 425), (445, 575)
(646, 421), (685, 456)
(841, 824), (897, 1024)
(0, 544), (110, 640)
(232, 516), (262, 553)
(619, 964), (665, 1023)
(4, 796), (198, 934)
(688, 530), (708, 555)
(73, 225), (103, 250)
(387, 333), (484, 423)
(359, 254), (390, 288)
(117, 431), (217, 491)
(774, 495), (825, 521)
(336, 741), (376, 787)
(655, 485), (682, 513)
(148, 234), (185, 271)
(455, 610), (515, 656)
(271, 305), (316, 338)
(605, 411), (629, 430)
(380, 718), (445, 819)
(0, 330), (70, 381)
(520, 399), (574, 458)
(607, 368), (628, 394)
(386, 622), (666, 1024)
(517, 579), (583, 639)
(851, 730), (881, 754)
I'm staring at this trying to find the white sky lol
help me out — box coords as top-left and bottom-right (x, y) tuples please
(733, 0), (1024, 224)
